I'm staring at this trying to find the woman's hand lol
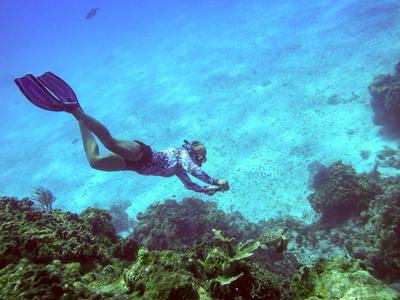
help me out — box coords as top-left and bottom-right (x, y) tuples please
(217, 179), (230, 191)
(203, 179), (229, 196)
(203, 186), (220, 196)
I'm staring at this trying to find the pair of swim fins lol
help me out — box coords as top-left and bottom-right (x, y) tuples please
(14, 72), (81, 112)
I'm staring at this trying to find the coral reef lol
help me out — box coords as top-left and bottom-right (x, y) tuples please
(307, 161), (381, 224)
(0, 196), (136, 299)
(209, 261), (287, 300)
(1, 191), (399, 299)
(124, 248), (201, 299)
(307, 160), (329, 190)
(0, 258), (127, 299)
(132, 197), (261, 251)
(0, 197), (126, 267)
(296, 163), (400, 281)
(376, 146), (400, 170)
(123, 235), (288, 300)
(206, 229), (261, 283)
(369, 66), (400, 129)
(0, 196), (291, 299)
(205, 229), (288, 300)
(344, 176), (400, 280)
(132, 197), (300, 282)
(290, 257), (399, 300)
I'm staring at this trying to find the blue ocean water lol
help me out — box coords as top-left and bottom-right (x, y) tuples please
(1, 0), (399, 222)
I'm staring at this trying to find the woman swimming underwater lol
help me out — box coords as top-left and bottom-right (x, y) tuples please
(15, 72), (229, 195)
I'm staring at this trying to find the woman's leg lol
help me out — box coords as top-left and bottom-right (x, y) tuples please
(78, 121), (127, 171)
(72, 108), (142, 161)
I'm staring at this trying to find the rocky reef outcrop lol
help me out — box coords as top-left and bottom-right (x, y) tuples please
(0, 196), (136, 299)
(299, 161), (400, 282)
(0, 197), (135, 268)
(307, 161), (381, 224)
(108, 200), (135, 234)
(1, 189), (399, 299)
(132, 197), (262, 252)
(369, 62), (400, 130)
(124, 233), (289, 300)
(290, 256), (399, 300)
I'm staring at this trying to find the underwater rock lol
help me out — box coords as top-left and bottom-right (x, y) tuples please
(292, 172), (400, 281)
(3, 193), (400, 298)
(307, 161), (381, 224)
(376, 146), (400, 170)
(204, 230), (289, 300)
(290, 256), (399, 299)
(362, 178), (400, 280)
(207, 229), (260, 278)
(0, 197), (122, 267)
(109, 200), (134, 234)
(307, 161), (329, 190)
(132, 197), (303, 282)
(347, 177), (400, 281)
(123, 227), (289, 299)
(123, 241), (288, 300)
(1, 196), (299, 299)
(114, 238), (139, 262)
(132, 197), (262, 251)
(0, 259), (74, 299)
(209, 262), (289, 300)
(0, 197), (136, 298)
(80, 207), (119, 241)
(369, 63), (400, 130)
(0, 258), (127, 299)
(255, 217), (303, 281)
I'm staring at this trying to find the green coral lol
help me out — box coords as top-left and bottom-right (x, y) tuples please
(0, 197), (136, 299)
(124, 248), (201, 299)
(0, 197), (121, 267)
(0, 259), (126, 299)
(122, 231), (285, 300)
(212, 228), (261, 261)
(0, 196), (290, 299)
(290, 256), (399, 300)
(133, 198), (261, 252)
(206, 229), (286, 300)
(208, 229), (260, 279)
(209, 262), (287, 300)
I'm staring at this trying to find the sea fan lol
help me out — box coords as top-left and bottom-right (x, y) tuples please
(30, 186), (56, 211)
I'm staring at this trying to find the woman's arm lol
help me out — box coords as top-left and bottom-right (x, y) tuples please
(179, 149), (230, 192)
(176, 170), (205, 192)
(181, 156), (219, 185)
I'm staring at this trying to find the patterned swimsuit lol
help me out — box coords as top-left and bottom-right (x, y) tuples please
(135, 146), (219, 193)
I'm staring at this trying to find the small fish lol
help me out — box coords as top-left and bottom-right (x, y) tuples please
(85, 8), (99, 20)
